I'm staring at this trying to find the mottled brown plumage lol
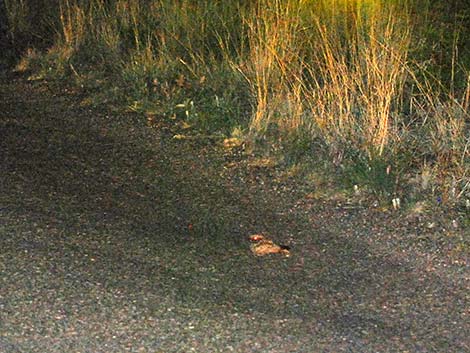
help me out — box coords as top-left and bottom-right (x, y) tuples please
(249, 234), (290, 257)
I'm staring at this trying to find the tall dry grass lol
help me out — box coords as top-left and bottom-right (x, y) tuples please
(5, 0), (469, 202)
(242, 0), (411, 156)
(240, 0), (468, 200)
(242, 0), (305, 133)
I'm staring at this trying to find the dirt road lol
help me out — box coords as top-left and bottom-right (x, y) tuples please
(1, 73), (468, 352)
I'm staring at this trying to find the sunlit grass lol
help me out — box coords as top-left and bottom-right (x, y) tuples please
(4, 0), (469, 206)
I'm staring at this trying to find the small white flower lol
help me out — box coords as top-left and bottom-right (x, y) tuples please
(392, 198), (400, 210)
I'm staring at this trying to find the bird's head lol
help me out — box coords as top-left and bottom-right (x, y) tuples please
(249, 234), (265, 242)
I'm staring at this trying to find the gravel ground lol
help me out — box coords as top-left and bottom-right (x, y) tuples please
(1, 73), (469, 352)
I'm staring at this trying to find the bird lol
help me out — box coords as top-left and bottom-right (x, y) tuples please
(249, 234), (291, 257)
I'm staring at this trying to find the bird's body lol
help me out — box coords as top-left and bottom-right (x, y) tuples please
(249, 234), (290, 257)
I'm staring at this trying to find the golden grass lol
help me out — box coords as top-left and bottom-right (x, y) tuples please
(5, 0), (469, 202)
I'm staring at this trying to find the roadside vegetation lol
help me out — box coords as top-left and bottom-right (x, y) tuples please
(3, 0), (469, 217)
